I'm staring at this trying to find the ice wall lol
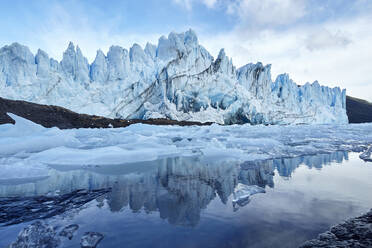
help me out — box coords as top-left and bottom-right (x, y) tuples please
(0, 30), (348, 124)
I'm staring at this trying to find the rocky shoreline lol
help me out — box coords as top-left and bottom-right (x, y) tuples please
(300, 209), (372, 247)
(0, 97), (212, 129)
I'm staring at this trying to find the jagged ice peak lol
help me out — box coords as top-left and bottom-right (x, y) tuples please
(0, 29), (348, 125)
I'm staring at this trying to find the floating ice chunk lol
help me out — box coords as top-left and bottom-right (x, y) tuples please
(0, 114), (80, 156)
(360, 146), (372, 162)
(1, 113), (44, 136)
(9, 221), (60, 248)
(0, 133), (80, 156)
(232, 184), (265, 207)
(80, 232), (104, 248)
(1, 114), (372, 172)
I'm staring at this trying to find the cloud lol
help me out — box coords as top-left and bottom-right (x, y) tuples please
(172, 0), (217, 10)
(305, 29), (352, 51)
(33, 1), (372, 102)
(202, 0), (218, 8)
(199, 14), (372, 101)
(227, 0), (307, 27)
(24, 2), (161, 62)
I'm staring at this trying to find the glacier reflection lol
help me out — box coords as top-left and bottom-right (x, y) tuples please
(0, 151), (348, 227)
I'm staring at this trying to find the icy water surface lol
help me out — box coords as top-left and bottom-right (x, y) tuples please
(1, 152), (372, 248)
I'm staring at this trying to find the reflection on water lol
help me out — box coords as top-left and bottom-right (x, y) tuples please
(274, 152), (348, 177)
(0, 152), (348, 227)
(1, 151), (372, 248)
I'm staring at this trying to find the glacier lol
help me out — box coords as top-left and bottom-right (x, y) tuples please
(0, 29), (347, 124)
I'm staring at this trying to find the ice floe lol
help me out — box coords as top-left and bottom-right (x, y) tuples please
(1, 114), (372, 182)
(360, 146), (372, 162)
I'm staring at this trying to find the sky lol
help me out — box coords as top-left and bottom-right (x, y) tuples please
(1, 0), (372, 101)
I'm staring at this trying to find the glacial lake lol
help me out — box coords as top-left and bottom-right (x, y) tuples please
(1, 152), (372, 248)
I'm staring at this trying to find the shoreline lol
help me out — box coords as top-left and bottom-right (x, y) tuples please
(300, 209), (372, 247)
(0, 97), (213, 129)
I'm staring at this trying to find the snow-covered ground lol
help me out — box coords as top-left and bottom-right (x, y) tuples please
(1, 114), (372, 182)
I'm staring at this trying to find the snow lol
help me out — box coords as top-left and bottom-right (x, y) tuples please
(1, 115), (372, 183)
(0, 30), (347, 125)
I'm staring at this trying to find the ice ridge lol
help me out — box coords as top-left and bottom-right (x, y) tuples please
(0, 29), (348, 124)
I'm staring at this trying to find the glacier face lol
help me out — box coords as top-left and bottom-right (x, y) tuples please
(0, 30), (348, 124)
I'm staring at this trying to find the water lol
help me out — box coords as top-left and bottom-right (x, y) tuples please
(1, 152), (372, 248)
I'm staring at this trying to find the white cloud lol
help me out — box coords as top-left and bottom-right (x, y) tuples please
(24, 2), (161, 62)
(227, 0), (307, 27)
(202, 0), (218, 8)
(172, 0), (217, 10)
(305, 29), (352, 51)
(199, 15), (372, 102)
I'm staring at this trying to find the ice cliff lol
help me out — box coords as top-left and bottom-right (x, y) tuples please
(0, 30), (348, 124)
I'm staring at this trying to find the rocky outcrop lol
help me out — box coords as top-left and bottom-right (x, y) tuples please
(347, 96), (372, 123)
(300, 209), (372, 248)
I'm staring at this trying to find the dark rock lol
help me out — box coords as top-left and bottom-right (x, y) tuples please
(346, 96), (372, 123)
(80, 232), (104, 248)
(331, 225), (351, 239)
(300, 209), (372, 248)
(9, 221), (60, 248)
(318, 231), (336, 241)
